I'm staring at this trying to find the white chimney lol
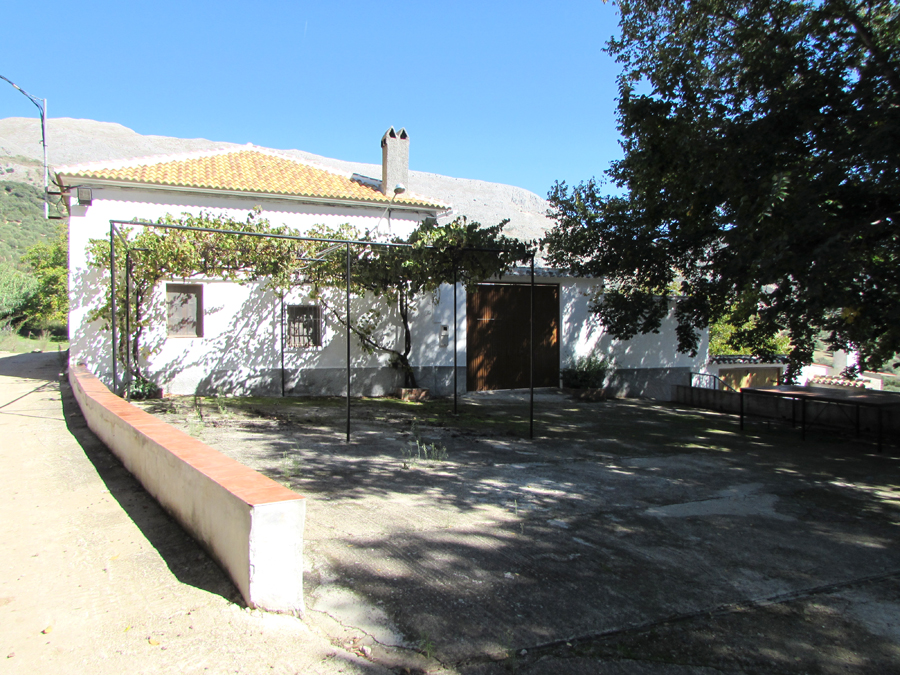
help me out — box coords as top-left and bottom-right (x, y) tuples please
(381, 127), (409, 196)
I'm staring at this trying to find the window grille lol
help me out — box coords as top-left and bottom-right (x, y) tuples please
(166, 284), (203, 337)
(286, 305), (322, 348)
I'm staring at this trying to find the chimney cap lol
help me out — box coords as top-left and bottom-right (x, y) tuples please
(381, 127), (409, 146)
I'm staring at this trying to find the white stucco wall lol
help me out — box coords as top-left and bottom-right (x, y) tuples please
(68, 186), (706, 398)
(68, 185), (435, 392)
(555, 278), (707, 371)
(418, 276), (707, 373)
(414, 275), (707, 398)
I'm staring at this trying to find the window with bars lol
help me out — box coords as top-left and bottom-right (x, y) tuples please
(166, 284), (203, 337)
(286, 305), (322, 349)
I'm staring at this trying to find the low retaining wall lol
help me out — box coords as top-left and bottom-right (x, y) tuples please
(69, 364), (305, 613)
(564, 368), (691, 401)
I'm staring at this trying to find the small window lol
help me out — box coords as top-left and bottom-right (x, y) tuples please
(286, 305), (322, 349)
(167, 284), (203, 337)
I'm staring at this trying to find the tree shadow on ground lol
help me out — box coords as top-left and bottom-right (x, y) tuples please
(0, 350), (65, 381)
(137, 393), (900, 672)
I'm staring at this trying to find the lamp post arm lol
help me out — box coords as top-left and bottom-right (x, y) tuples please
(1, 75), (49, 218)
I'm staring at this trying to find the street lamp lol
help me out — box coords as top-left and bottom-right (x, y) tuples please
(1, 75), (48, 218)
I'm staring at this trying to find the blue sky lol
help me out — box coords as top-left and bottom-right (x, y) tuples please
(2, 1), (624, 198)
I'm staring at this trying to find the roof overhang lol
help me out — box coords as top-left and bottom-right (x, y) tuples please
(55, 173), (451, 215)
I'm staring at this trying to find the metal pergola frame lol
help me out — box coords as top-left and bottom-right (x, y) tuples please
(107, 219), (539, 441)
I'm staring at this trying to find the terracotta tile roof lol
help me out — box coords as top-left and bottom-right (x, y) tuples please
(507, 265), (575, 278)
(56, 146), (447, 210)
(709, 355), (789, 365)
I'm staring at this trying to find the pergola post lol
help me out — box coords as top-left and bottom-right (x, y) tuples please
(346, 242), (351, 443)
(109, 222), (118, 396)
(453, 261), (458, 415)
(529, 255), (535, 440)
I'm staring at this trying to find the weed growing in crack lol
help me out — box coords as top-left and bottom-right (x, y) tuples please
(421, 439), (448, 462)
(400, 443), (415, 468)
(402, 439), (448, 466)
(402, 420), (448, 466)
(186, 417), (205, 438)
(418, 632), (436, 660)
(282, 451), (303, 478)
(214, 397), (230, 418)
(192, 394), (204, 420)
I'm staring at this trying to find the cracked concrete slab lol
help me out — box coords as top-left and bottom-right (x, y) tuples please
(834, 587), (900, 642)
(132, 383), (900, 673)
(309, 584), (408, 648)
(644, 482), (795, 520)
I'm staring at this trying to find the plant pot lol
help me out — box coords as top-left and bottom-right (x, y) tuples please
(400, 388), (430, 402)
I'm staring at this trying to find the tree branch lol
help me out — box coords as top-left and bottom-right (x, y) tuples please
(316, 295), (402, 360)
(834, 0), (900, 96)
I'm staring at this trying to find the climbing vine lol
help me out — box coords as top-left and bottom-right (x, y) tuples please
(87, 210), (529, 391)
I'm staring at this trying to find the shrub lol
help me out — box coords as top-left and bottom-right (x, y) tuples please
(20, 224), (68, 330)
(128, 375), (162, 400)
(561, 353), (611, 389)
(882, 375), (900, 393)
(0, 263), (38, 321)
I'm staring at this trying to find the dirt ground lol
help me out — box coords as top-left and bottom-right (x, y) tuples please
(0, 352), (387, 675)
(133, 389), (900, 674)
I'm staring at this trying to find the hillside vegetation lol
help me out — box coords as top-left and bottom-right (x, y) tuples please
(0, 180), (59, 265)
(0, 178), (68, 338)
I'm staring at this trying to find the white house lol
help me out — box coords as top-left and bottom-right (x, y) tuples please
(799, 351), (884, 390)
(703, 355), (788, 390)
(58, 128), (706, 399)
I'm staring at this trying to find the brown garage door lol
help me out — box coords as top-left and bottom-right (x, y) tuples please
(467, 284), (560, 391)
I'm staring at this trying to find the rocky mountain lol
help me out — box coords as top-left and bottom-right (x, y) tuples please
(0, 117), (553, 243)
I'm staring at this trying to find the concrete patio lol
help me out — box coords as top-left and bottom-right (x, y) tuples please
(134, 387), (900, 673)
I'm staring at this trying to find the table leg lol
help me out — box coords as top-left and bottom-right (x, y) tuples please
(801, 398), (806, 441)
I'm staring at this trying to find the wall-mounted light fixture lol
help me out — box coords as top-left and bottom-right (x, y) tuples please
(77, 187), (93, 206)
(393, 183), (406, 195)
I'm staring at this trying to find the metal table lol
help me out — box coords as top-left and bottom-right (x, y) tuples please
(739, 385), (900, 452)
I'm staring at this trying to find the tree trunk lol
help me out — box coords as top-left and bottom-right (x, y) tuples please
(397, 290), (418, 389)
(318, 292), (419, 388)
(396, 352), (417, 389)
(131, 289), (142, 379)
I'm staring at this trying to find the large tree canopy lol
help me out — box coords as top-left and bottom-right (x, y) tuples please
(543, 0), (899, 378)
